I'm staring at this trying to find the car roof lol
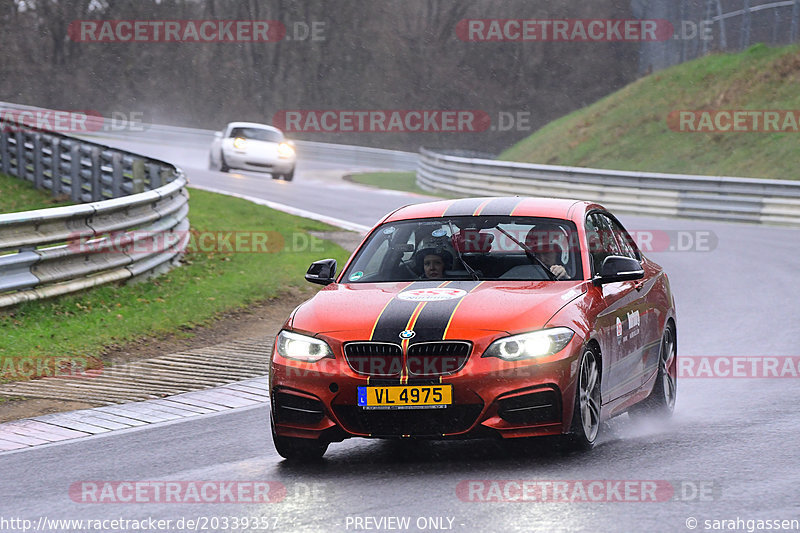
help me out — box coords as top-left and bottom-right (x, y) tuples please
(381, 197), (604, 223)
(225, 122), (282, 133)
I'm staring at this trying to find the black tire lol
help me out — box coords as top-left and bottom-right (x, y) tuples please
(630, 323), (677, 419)
(563, 345), (602, 451)
(219, 152), (229, 172)
(270, 417), (328, 461)
(283, 168), (295, 181)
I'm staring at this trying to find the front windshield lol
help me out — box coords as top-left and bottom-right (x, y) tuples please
(342, 216), (582, 282)
(228, 127), (283, 143)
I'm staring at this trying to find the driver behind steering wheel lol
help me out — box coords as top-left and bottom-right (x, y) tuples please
(414, 246), (453, 279)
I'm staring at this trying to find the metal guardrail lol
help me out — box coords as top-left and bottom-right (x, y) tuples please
(293, 140), (418, 170)
(0, 117), (188, 308)
(417, 148), (800, 226)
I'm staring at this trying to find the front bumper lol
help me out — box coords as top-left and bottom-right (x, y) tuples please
(270, 334), (582, 441)
(223, 149), (295, 173)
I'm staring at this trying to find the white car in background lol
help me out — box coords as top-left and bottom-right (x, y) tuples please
(209, 122), (296, 180)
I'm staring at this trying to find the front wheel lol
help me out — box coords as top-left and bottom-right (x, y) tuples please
(219, 152), (230, 172)
(630, 323), (677, 419)
(271, 418), (328, 461)
(563, 345), (602, 450)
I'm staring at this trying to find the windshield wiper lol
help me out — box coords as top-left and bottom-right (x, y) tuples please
(496, 227), (557, 281)
(447, 221), (481, 281)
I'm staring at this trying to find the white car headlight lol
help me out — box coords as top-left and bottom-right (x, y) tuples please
(276, 330), (333, 362)
(277, 142), (295, 159)
(483, 327), (574, 361)
(233, 137), (247, 150)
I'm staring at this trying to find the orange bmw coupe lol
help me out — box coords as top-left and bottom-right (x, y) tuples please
(269, 197), (677, 460)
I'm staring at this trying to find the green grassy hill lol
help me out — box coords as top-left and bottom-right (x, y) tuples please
(501, 43), (800, 180)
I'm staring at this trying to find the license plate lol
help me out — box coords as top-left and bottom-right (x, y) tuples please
(357, 385), (452, 409)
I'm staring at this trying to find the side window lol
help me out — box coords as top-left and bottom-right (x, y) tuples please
(585, 213), (621, 275)
(606, 216), (639, 261)
(362, 240), (389, 276)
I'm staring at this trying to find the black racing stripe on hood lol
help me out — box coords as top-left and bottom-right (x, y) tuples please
(407, 281), (481, 342)
(369, 281), (429, 343)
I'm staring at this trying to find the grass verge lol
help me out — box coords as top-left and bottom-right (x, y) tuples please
(500, 43), (800, 180)
(0, 173), (71, 212)
(0, 178), (351, 382)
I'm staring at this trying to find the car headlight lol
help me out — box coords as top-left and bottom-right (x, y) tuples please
(483, 327), (574, 361)
(233, 137), (247, 150)
(277, 142), (295, 159)
(276, 330), (333, 362)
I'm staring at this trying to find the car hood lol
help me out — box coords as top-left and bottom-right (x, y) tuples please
(290, 280), (587, 342)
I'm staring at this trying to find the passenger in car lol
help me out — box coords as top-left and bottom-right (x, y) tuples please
(525, 226), (570, 280)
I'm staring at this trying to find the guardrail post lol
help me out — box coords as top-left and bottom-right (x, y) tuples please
(33, 134), (44, 190)
(69, 143), (81, 203)
(111, 152), (123, 199)
(792, 0), (800, 42)
(14, 130), (24, 179)
(90, 146), (101, 201)
(132, 159), (145, 194)
(0, 128), (8, 175)
(148, 163), (163, 189)
(50, 138), (61, 197)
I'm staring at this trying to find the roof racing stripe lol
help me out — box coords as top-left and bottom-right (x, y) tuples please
(472, 199), (493, 216)
(434, 200), (456, 217)
(443, 198), (491, 217)
(476, 197), (525, 216)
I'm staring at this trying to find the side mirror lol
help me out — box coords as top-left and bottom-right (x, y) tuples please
(594, 255), (644, 285)
(305, 259), (337, 286)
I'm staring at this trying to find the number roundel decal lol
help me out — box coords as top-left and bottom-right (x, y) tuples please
(397, 288), (467, 302)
